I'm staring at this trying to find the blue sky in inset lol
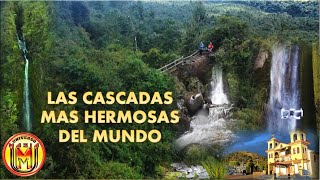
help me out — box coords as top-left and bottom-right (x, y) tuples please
(226, 130), (319, 156)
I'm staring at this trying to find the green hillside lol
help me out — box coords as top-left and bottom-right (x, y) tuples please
(0, 1), (318, 178)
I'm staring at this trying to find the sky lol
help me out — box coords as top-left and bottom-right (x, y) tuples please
(226, 130), (319, 156)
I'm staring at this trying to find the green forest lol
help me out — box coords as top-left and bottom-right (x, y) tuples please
(0, 1), (319, 179)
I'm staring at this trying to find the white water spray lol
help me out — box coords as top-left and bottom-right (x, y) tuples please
(210, 68), (229, 105)
(23, 58), (31, 131)
(268, 45), (300, 133)
(175, 68), (233, 150)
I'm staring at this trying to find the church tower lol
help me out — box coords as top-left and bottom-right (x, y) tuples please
(266, 135), (280, 175)
(267, 134), (280, 150)
(289, 130), (310, 163)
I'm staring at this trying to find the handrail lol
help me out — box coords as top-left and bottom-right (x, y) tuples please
(158, 56), (184, 71)
(158, 50), (199, 72)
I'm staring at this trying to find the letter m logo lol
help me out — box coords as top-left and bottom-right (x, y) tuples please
(16, 147), (32, 169)
(10, 143), (38, 173)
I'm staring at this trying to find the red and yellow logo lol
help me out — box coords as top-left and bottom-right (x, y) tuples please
(2, 132), (46, 177)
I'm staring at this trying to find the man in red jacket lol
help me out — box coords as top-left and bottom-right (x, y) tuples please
(208, 42), (214, 52)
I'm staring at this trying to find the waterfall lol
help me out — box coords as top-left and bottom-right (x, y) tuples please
(268, 45), (300, 133)
(23, 59), (31, 131)
(175, 68), (233, 150)
(210, 68), (229, 105)
(227, 46), (317, 155)
(18, 34), (31, 131)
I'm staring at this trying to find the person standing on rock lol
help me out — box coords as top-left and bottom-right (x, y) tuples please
(208, 42), (214, 52)
(199, 41), (205, 55)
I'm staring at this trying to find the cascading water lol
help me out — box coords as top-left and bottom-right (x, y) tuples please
(210, 69), (229, 105)
(175, 68), (234, 150)
(226, 45), (318, 155)
(268, 45), (300, 134)
(17, 34), (31, 131)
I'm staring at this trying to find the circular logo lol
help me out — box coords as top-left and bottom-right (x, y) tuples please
(2, 132), (46, 177)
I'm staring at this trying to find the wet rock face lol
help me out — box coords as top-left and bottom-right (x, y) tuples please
(203, 97), (212, 105)
(170, 163), (209, 179)
(171, 55), (213, 118)
(175, 98), (191, 133)
(186, 77), (201, 92)
(175, 67), (235, 151)
(184, 92), (204, 115)
(189, 56), (212, 82)
(175, 56), (213, 88)
(175, 116), (191, 133)
(253, 49), (269, 70)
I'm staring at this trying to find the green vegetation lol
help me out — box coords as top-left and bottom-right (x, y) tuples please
(202, 156), (226, 179)
(0, 1), (317, 178)
(184, 145), (210, 165)
(182, 145), (227, 179)
(202, 2), (317, 132)
(1, 1), (179, 178)
(99, 161), (143, 179)
(238, 1), (318, 17)
(312, 43), (320, 127)
(225, 151), (267, 172)
(229, 161), (240, 167)
(0, 2), (22, 178)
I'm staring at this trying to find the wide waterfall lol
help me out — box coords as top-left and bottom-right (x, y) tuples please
(18, 35), (31, 131)
(175, 68), (233, 150)
(268, 45), (300, 133)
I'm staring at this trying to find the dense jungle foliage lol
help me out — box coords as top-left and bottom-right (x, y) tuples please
(0, 1), (318, 178)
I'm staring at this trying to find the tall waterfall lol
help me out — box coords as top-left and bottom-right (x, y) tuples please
(210, 68), (229, 105)
(18, 35), (31, 131)
(175, 68), (233, 150)
(268, 45), (300, 133)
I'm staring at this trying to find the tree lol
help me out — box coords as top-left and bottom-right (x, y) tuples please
(0, 2), (22, 177)
(246, 160), (255, 174)
(133, 1), (144, 21)
(182, 1), (207, 54)
(70, 2), (89, 26)
(229, 161), (240, 167)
